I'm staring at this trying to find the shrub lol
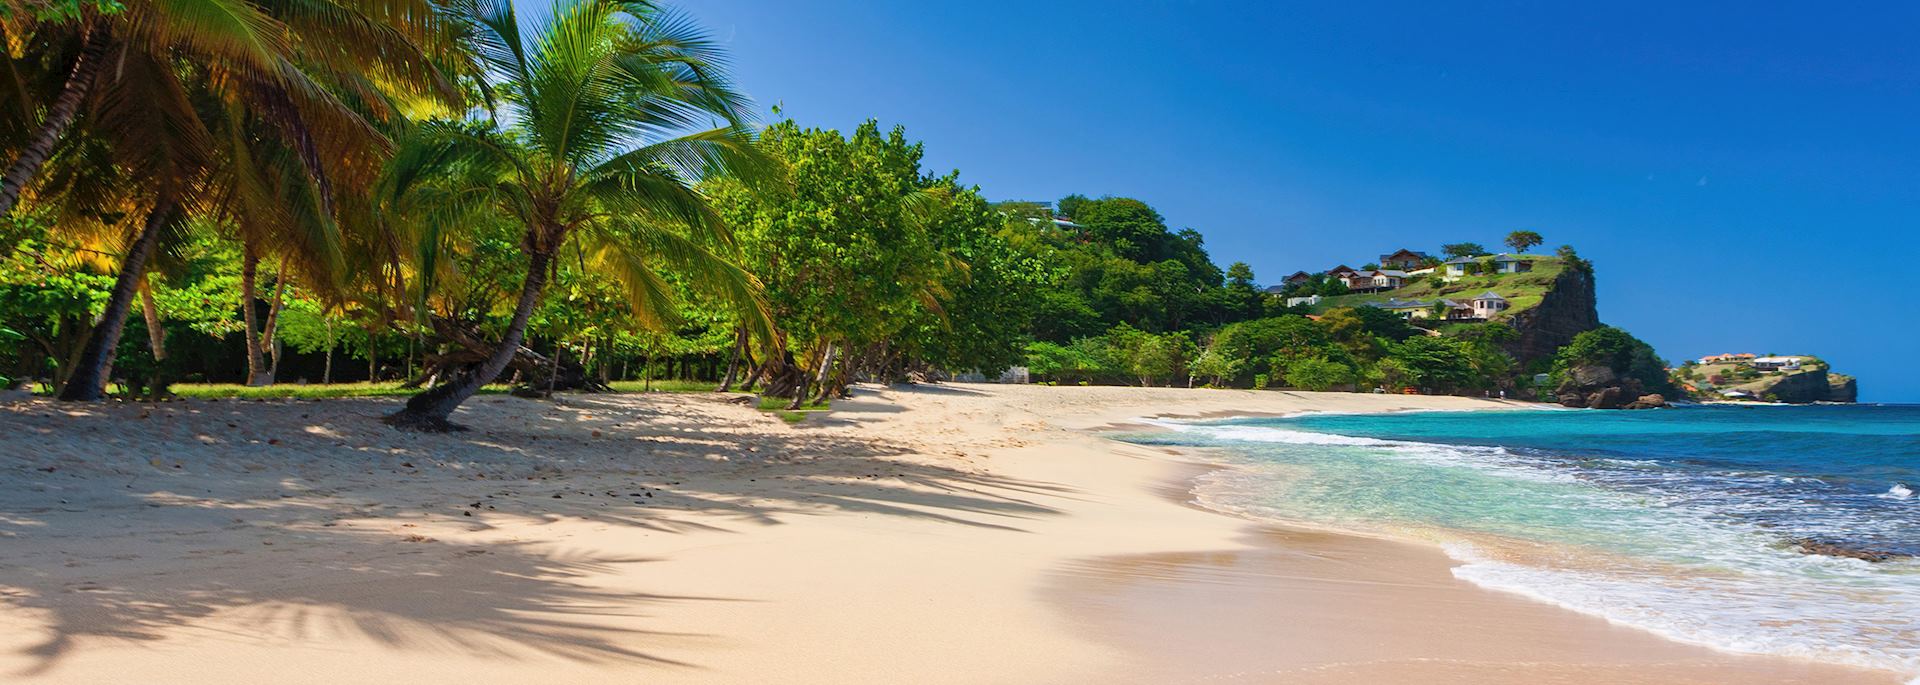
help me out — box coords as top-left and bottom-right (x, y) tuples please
(1284, 357), (1352, 391)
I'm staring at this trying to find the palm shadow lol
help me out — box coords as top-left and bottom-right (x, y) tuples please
(0, 391), (1073, 676)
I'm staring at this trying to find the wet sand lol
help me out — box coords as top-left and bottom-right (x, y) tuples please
(1048, 525), (1903, 684)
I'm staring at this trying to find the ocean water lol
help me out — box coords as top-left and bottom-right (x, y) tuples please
(1123, 404), (1920, 678)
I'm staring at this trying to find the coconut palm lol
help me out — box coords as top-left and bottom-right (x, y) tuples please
(36, 0), (463, 400)
(1, 0), (458, 216)
(378, 0), (773, 430)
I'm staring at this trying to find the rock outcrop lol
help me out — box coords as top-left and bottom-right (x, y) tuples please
(1504, 267), (1600, 367)
(1827, 374), (1859, 403)
(1556, 364), (1664, 410)
(1625, 393), (1668, 409)
(1736, 367), (1858, 404)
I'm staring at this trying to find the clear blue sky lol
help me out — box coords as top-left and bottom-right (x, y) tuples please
(659, 1), (1916, 401)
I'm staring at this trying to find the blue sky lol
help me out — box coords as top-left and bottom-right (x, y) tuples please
(659, 1), (1916, 402)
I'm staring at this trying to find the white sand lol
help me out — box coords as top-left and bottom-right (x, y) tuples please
(0, 385), (1902, 683)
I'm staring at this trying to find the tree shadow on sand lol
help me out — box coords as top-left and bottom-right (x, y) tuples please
(0, 391), (1074, 677)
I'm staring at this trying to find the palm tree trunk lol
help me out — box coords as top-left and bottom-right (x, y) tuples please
(138, 275), (166, 361)
(322, 317), (335, 384)
(545, 341), (563, 397)
(262, 258), (289, 382)
(241, 252), (269, 385)
(0, 27), (110, 217)
(598, 336), (611, 385)
(787, 343), (829, 411)
(810, 345), (839, 406)
(58, 198), (175, 401)
(718, 325), (746, 391)
(386, 246), (553, 430)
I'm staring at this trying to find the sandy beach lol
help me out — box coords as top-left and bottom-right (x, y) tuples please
(0, 385), (1904, 684)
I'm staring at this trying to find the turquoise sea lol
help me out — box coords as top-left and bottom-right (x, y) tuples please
(1125, 405), (1920, 678)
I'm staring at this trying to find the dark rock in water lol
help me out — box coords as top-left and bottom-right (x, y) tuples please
(1624, 393), (1668, 410)
(1792, 538), (1908, 563)
(1558, 393), (1586, 408)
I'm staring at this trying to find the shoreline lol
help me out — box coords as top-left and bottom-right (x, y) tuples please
(1081, 436), (1910, 683)
(0, 385), (1904, 683)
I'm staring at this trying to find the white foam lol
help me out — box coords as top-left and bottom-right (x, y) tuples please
(1160, 418), (1920, 681)
(1447, 545), (1920, 678)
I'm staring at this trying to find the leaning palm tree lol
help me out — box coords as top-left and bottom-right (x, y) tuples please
(379, 0), (773, 431)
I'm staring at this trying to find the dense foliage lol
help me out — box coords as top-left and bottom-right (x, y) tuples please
(1552, 326), (1678, 396)
(0, 0), (1663, 419)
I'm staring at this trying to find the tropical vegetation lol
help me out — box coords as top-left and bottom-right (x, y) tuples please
(0, 0), (1667, 423)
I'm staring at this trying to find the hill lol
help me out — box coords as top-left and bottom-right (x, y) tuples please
(1308, 254), (1599, 366)
(1674, 355), (1858, 404)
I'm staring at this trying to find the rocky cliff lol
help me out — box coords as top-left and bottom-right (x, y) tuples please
(1828, 373), (1859, 402)
(1555, 364), (1669, 410)
(1736, 366), (1858, 403)
(1504, 267), (1600, 366)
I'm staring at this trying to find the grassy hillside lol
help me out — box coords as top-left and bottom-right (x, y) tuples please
(1674, 356), (1844, 402)
(1312, 256), (1567, 319)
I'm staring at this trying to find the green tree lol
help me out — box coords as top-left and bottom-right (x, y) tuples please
(708, 120), (968, 404)
(1284, 357), (1351, 391)
(1367, 357), (1412, 391)
(1441, 242), (1486, 259)
(380, 0), (772, 430)
(1105, 324), (1191, 386)
(1024, 340), (1112, 384)
(1556, 244), (1593, 274)
(1221, 261), (1261, 321)
(1389, 336), (1478, 391)
(892, 177), (1050, 377)
(1552, 326), (1675, 395)
(1504, 230), (1543, 253)
(1188, 344), (1243, 387)
(1074, 197), (1166, 261)
(35, 0), (460, 400)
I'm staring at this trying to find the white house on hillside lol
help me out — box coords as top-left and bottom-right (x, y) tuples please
(1443, 254), (1536, 281)
(1752, 356), (1806, 371)
(1470, 291), (1509, 318)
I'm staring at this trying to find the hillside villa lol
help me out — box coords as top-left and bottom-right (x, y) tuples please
(1753, 356), (1807, 371)
(1378, 248), (1432, 270)
(1363, 290), (1510, 322)
(1470, 290), (1510, 317)
(1271, 249), (1545, 296)
(1347, 269), (1410, 292)
(1262, 250), (1547, 325)
(1444, 253), (1535, 280)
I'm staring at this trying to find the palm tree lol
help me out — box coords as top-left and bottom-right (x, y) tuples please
(1, 0), (458, 216)
(379, 0), (773, 431)
(39, 0), (462, 400)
